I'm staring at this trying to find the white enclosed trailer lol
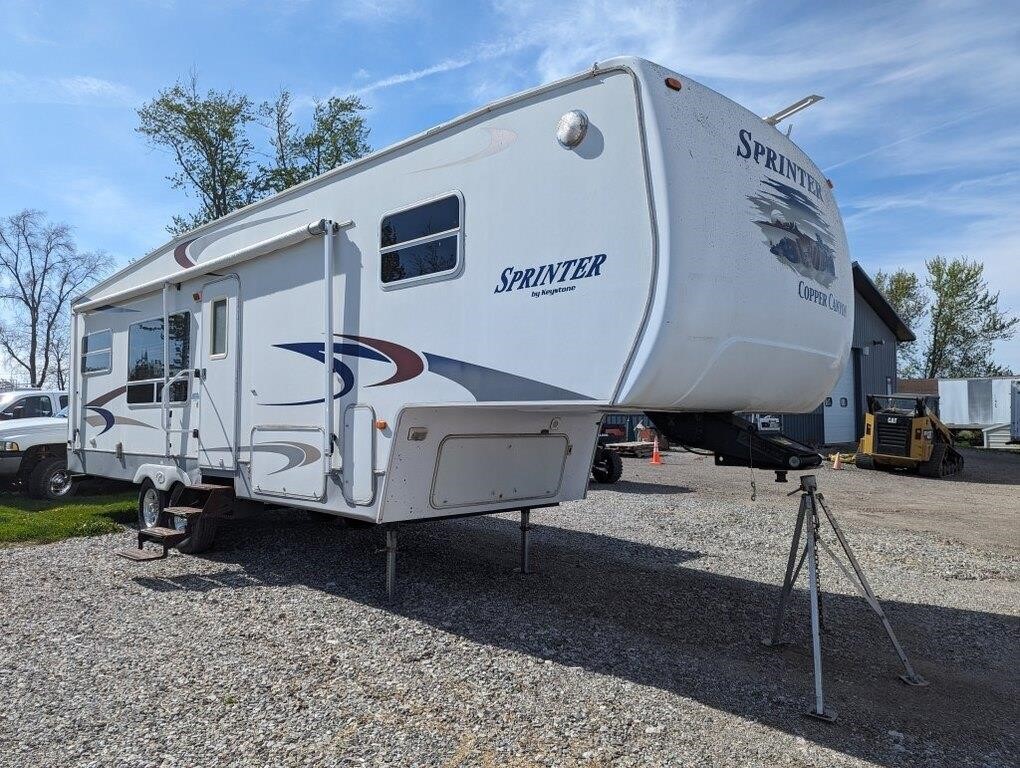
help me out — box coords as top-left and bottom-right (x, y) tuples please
(68, 57), (852, 560)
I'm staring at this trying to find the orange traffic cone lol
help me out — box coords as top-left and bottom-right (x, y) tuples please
(832, 452), (843, 470)
(650, 436), (664, 465)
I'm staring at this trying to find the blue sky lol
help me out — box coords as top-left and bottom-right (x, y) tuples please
(2, 0), (1018, 370)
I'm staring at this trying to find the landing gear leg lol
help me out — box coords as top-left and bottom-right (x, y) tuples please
(519, 508), (532, 575)
(385, 525), (397, 601)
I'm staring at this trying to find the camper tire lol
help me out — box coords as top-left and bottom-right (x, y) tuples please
(28, 456), (75, 500)
(591, 450), (624, 484)
(137, 479), (168, 529)
(175, 515), (218, 554)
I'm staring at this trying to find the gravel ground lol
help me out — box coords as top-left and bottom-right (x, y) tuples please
(1, 450), (1017, 767)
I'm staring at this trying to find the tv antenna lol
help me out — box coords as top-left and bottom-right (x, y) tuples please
(764, 94), (824, 128)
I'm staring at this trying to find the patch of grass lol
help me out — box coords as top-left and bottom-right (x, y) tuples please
(0, 492), (136, 546)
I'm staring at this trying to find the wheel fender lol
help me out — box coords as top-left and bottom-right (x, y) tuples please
(133, 464), (195, 491)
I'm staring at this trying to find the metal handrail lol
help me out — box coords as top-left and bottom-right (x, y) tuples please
(160, 367), (193, 457)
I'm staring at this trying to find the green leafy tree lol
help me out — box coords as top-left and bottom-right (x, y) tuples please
(922, 256), (1017, 377)
(296, 95), (371, 181)
(139, 80), (370, 234)
(876, 257), (1017, 378)
(874, 268), (928, 377)
(260, 89), (305, 193)
(137, 75), (262, 235)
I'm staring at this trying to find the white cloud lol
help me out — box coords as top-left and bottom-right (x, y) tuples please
(314, 35), (531, 103)
(334, 0), (420, 21)
(353, 58), (474, 95)
(0, 71), (134, 106)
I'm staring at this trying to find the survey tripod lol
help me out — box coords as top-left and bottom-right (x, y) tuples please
(764, 474), (928, 722)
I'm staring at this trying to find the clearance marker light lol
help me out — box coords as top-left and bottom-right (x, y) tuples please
(664, 77), (682, 91)
(556, 110), (589, 148)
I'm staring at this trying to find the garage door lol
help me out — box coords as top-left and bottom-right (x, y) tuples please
(823, 360), (856, 444)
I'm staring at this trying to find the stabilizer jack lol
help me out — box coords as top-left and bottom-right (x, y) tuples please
(764, 474), (928, 722)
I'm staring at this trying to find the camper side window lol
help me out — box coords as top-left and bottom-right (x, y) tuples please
(81, 329), (112, 375)
(126, 312), (191, 405)
(380, 193), (462, 287)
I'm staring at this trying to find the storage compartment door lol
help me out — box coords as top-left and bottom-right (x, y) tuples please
(251, 426), (326, 500)
(431, 434), (568, 510)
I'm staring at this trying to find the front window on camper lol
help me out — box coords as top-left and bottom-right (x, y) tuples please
(126, 312), (191, 404)
(380, 194), (461, 285)
(81, 329), (112, 375)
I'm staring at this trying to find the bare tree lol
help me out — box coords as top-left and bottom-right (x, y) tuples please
(0, 210), (111, 387)
(48, 329), (72, 390)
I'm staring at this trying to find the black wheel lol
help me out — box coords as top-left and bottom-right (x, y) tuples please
(919, 443), (947, 478)
(591, 450), (624, 484)
(854, 453), (875, 470)
(28, 456), (75, 500)
(175, 516), (218, 554)
(167, 483), (218, 554)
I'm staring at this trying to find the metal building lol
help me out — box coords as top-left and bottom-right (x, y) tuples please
(781, 263), (914, 446)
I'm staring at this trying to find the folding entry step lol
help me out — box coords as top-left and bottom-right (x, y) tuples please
(115, 482), (234, 561)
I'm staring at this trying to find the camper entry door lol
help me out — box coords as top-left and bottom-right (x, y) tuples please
(198, 276), (240, 470)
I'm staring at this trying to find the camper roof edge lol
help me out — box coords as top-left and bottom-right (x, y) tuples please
(74, 219), (346, 313)
(77, 58), (644, 305)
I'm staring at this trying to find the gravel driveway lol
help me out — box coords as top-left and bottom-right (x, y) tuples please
(1, 451), (1017, 767)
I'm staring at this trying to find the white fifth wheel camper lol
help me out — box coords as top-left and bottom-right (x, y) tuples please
(68, 57), (853, 568)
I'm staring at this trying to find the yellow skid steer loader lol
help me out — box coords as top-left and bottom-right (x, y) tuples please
(856, 395), (964, 477)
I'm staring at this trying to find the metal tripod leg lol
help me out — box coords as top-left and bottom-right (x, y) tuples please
(805, 491), (836, 722)
(385, 526), (397, 601)
(815, 495), (929, 687)
(765, 494), (808, 647)
(519, 508), (532, 575)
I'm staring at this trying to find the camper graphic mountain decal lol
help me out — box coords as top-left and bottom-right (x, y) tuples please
(266, 335), (591, 405)
(747, 177), (837, 288)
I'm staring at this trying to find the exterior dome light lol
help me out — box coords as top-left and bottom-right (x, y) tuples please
(556, 110), (589, 148)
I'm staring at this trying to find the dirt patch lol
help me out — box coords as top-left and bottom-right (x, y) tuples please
(633, 447), (1020, 553)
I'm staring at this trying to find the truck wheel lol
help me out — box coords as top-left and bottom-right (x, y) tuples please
(592, 450), (624, 484)
(28, 457), (75, 500)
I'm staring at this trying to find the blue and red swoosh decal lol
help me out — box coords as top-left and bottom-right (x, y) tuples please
(267, 336), (591, 403)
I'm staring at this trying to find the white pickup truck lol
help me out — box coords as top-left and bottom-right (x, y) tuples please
(0, 390), (73, 499)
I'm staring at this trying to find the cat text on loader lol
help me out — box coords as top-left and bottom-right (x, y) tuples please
(856, 395), (964, 477)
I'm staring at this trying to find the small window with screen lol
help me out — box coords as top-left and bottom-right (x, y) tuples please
(81, 329), (112, 375)
(380, 193), (462, 287)
(210, 298), (228, 358)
